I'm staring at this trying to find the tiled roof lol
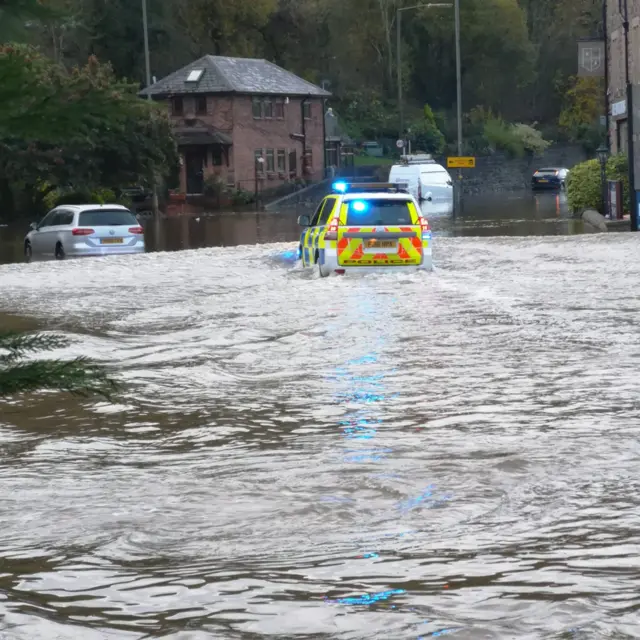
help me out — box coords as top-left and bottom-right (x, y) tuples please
(140, 56), (331, 98)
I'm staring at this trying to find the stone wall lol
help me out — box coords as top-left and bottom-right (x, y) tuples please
(439, 144), (588, 194)
(346, 144), (588, 194)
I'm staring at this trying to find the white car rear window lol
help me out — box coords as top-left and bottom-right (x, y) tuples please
(78, 210), (138, 226)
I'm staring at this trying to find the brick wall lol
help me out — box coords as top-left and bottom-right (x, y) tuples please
(608, 2), (628, 154)
(164, 94), (325, 191)
(232, 96), (325, 186)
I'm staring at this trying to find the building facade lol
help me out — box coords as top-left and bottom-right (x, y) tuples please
(606, 0), (633, 154)
(141, 56), (330, 196)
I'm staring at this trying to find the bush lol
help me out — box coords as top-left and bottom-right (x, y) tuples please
(566, 153), (629, 214)
(230, 187), (255, 206)
(43, 186), (120, 210)
(484, 118), (551, 158)
(409, 119), (445, 154)
(512, 123), (551, 155)
(203, 174), (225, 198)
(484, 117), (525, 157)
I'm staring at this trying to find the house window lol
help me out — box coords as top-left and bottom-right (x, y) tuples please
(277, 149), (286, 172)
(196, 96), (207, 115)
(255, 149), (265, 173)
(172, 96), (184, 116)
(266, 149), (275, 172)
(275, 100), (284, 119)
(252, 98), (262, 119)
(263, 99), (273, 118)
(303, 102), (311, 119)
(212, 146), (223, 166)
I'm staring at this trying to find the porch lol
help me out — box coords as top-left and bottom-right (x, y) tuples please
(175, 125), (233, 196)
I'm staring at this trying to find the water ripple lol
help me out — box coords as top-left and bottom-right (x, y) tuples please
(1, 235), (640, 638)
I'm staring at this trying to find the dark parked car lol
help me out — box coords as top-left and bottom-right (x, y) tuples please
(531, 167), (569, 190)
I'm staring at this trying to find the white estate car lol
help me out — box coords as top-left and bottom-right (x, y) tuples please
(24, 204), (145, 262)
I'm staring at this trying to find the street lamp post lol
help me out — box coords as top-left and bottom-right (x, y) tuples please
(597, 144), (610, 218)
(396, 3), (453, 142)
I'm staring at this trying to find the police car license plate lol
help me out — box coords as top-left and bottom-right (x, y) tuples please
(101, 238), (123, 244)
(538, 179), (548, 183)
(367, 240), (395, 248)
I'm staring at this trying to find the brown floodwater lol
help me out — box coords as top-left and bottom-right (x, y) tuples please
(1, 191), (590, 265)
(2, 191), (639, 639)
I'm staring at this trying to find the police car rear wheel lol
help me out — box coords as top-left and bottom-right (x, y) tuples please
(315, 251), (330, 278)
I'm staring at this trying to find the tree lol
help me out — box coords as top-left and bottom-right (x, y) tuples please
(0, 331), (118, 397)
(406, 0), (535, 118)
(0, 0), (58, 40)
(559, 76), (605, 152)
(409, 103), (445, 154)
(0, 44), (177, 217)
(173, 0), (276, 58)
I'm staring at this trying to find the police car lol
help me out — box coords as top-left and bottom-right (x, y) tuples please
(297, 181), (432, 276)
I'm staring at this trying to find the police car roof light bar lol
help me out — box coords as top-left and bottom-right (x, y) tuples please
(331, 182), (409, 194)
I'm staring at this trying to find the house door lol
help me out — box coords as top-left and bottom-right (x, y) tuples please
(185, 149), (206, 194)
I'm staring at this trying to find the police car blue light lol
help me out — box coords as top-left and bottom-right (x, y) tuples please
(350, 200), (368, 212)
(332, 181), (348, 193)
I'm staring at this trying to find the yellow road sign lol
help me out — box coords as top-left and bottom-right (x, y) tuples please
(447, 156), (476, 168)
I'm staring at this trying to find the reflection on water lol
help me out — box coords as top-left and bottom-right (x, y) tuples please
(0, 191), (591, 265)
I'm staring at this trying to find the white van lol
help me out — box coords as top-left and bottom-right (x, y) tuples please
(389, 156), (454, 206)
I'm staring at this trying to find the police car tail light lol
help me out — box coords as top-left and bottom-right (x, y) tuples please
(325, 217), (340, 240)
(419, 216), (430, 232)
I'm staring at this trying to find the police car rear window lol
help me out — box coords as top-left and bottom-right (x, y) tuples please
(345, 199), (414, 226)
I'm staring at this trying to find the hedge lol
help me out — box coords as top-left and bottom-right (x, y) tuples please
(566, 153), (629, 214)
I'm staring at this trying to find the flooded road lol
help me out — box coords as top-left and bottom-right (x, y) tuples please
(2, 191), (640, 638)
(1, 191), (589, 265)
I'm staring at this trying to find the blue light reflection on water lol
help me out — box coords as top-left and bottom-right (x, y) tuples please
(324, 588), (406, 606)
(418, 629), (463, 638)
(322, 301), (453, 615)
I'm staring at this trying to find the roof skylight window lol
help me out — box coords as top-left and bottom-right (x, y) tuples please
(186, 69), (204, 82)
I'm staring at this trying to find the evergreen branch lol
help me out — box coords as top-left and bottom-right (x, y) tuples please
(0, 331), (70, 363)
(0, 358), (120, 399)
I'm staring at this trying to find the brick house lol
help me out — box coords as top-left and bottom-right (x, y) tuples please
(140, 56), (331, 196)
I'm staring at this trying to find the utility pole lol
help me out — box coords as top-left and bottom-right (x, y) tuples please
(603, 0), (610, 152)
(397, 9), (403, 141)
(142, 0), (159, 217)
(622, 0), (637, 230)
(396, 3), (453, 145)
(454, 0), (463, 204)
(142, 0), (151, 93)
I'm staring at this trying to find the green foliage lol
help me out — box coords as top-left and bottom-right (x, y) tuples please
(0, 44), (178, 218)
(512, 123), (551, 155)
(339, 90), (397, 141)
(566, 154), (629, 214)
(0, 0), (59, 40)
(484, 116), (526, 157)
(409, 119), (445, 155)
(42, 186), (120, 210)
(0, 331), (119, 398)
(203, 174), (225, 198)
(229, 187), (255, 206)
(559, 76), (605, 153)
(474, 109), (551, 157)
